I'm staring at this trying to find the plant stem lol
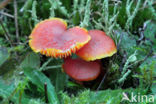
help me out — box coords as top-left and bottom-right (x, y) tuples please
(44, 83), (48, 103)
(14, 0), (20, 43)
(39, 58), (53, 71)
(45, 65), (62, 70)
(0, 11), (14, 18)
(0, 18), (13, 47)
(118, 70), (131, 83)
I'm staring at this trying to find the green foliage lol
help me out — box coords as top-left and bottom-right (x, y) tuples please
(28, 99), (45, 104)
(48, 69), (67, 93)
(0, 77), (30, 104)
(21, 53), (59, 104)
(61, 88), (146, 104)
(144, 20), (156, 52)
(93, 0), (119, 38)
(23, 67), (59, 104)
(80, 0), (91, 28)
(0, 47), (9, 66)
(0, 80), (16, 103)
(138, 56), (156, 85)
(20, 52), (40, 69)
(48, 0), (68, 17)
(147, 0), (156, 19)
(0, 0), (156, 103)
(116, 30), (137, 56)
(125, 0), (141, 30)
(132, 8), (155, 32)
(32, 0), (39, 25)
(151, 84), (156, 94)
(0, 23), (6, 35)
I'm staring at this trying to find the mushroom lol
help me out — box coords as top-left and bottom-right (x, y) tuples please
(62, 57), (101, 81)
(29, 18), (91, 58)
(29, 18), (115, 82)
(76, 30), (117, 61)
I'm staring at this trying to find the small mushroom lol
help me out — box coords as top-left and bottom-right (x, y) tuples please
(29, 18), (91, 58)
(62, 57), (101, 81)
(76, 30), (117, 61)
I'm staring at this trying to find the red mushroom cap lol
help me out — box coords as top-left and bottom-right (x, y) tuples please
(29, 18), (91, 58)
(62, 58), (101, 81)
(76, 30), (117, 61)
